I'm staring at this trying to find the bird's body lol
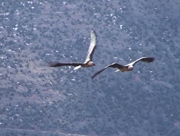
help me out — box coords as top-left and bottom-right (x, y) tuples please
(73, 61), (94, 70)
(83, 61), (95, 67)
(117, 66), (133, 72)
(92, 57), (154, 79)
(50, 30), (97, 70)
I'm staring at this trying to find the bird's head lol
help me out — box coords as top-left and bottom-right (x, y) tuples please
(89, 61), (95, 66)
(127, 65), (133, 70)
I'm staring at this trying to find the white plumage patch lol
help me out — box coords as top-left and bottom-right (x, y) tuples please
(74, 65), (81, 70)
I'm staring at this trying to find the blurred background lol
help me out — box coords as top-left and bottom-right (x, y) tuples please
(0, 0), (180, 136)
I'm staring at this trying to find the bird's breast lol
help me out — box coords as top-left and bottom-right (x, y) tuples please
(82, 62), (94, 67)
(120, 66), (133, 72)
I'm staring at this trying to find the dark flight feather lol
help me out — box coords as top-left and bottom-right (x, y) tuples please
(92, 63), (124, 79)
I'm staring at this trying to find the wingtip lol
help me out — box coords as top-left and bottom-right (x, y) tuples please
(47, 62), (56, 67)
(92, 28), (96, 31)
(141, 57), (155, 63)
(91, 76), (95, 79)
(91, 29), (96, 34)
(91, 73), (97, 79)
(149, 57), (155, 62)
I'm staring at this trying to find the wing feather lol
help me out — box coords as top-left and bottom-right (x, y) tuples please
(84, 30), (97, 63)
(130, 57), (155, 66)
(49, 62), (83, 67)
(92, 63), (124, 79)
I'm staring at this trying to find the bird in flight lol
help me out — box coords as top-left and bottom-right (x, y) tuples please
(92, 57), (154, 79)
(50, 30), (97, 70)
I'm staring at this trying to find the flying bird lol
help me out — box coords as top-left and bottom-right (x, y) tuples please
(50, 30), (97, 70)
(92, 57), (154, 79)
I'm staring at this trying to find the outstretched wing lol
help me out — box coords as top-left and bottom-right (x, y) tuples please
(49, 62), (83, 67)
(130, 57), (155, 66)
(84, 30), (97, 63)
(92, 63), (124, 79)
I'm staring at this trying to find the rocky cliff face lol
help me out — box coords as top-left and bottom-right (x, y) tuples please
(0, 0), (180, 136)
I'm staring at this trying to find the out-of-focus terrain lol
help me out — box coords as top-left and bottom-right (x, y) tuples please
(0, 0), (180, 136)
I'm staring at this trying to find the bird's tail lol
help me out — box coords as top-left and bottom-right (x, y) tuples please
(74, 65), (81, 70)
(115, 69), (120, 72)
